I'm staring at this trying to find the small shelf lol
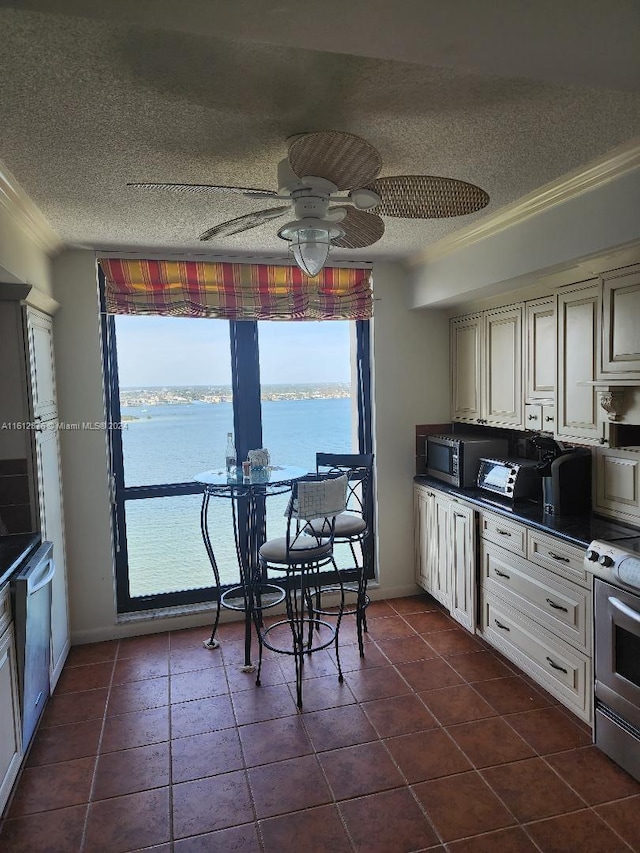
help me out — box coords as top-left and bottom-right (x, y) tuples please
(578, 380), (640, 387)
(577, 381), (639, 422)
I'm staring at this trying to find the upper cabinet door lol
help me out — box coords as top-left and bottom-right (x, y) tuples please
(482, 305), (524, 429)
(26, 308), (57, 422)
(556, 281), (604, 445)
(602, 270), (640, 379)
(525, 298), (556, 403)
(451, 314), (482, 423)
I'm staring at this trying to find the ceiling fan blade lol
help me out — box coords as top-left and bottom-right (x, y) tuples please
(332, 207), (385, 249)
(128, 182), (277, 197)
(199, 206), (291, 241)
(364, 175), (489, 218)
(288, 131), (382, 191)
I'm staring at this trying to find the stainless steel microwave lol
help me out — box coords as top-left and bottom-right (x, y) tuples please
(426, 434), (508, 488)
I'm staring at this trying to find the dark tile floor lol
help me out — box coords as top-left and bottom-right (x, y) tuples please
(2, 594), (640, 852)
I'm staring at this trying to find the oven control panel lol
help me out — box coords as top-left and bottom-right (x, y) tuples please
(585, 540), (640, 591)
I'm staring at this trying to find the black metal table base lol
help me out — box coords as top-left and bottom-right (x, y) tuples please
(255, 557), (345, 708)
(198, 471), (301, 670)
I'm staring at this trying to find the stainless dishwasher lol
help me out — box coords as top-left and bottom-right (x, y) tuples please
(12, 541), (55, 750)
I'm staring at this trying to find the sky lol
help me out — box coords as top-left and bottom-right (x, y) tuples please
(114, 315), (352, 386)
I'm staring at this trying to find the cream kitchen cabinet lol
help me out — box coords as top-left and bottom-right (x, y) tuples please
(414, 485), (450, 609)
(524, 297), (555, 432)
(525, 297), (556, 403)
(0, 586), (22, 815)
(601, 268), (640, 379)
(35, 425), (69, 687)
(0, 294), (70, 690)
(477, 509), (592, 723)
(483, 305), (524, 429)
(26, 309), (58, 423)
(414, 484), (476, 632)
(451, 305), (524, 429)
(556, 279), (606, 445)
(594, 447), (640, 526)
(414, 485), (431, 592)
(450, 313), (482, 423)
(448, 501), (476, 632)
(26, 307), (70, 688)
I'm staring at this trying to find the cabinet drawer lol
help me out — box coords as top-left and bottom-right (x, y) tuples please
(480, 592), (591, 722)
(527, 530), (589, 587)
(480, 512), (526, 557)
(0, 585), (11, 637)
(481, 543), (590, 652)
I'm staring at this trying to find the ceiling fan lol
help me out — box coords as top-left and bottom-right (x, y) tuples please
(128, 130), (489, 277)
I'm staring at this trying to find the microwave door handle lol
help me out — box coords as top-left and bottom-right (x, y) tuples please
(610, 596), (640, 629)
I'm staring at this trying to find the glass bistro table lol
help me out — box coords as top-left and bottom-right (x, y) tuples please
(194, 465), (308, 671)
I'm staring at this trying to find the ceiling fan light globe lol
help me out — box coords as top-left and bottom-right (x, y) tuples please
(290, 228), (332, 277)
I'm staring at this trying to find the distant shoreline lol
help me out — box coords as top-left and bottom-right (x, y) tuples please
(120, 383), (351, 406)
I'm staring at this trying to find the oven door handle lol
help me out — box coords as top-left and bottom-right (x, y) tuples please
(610, 596), (640, 627)
(29, 559), (56, 595)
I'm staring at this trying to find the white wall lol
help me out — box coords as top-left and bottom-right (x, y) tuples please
(49, 253), (451, 642)
(409, 168), (640, 308)
(51, 251), (118, 642)
(370, 262), (450, 598)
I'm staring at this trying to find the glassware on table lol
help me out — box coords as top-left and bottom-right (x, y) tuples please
(248, 448), (270, 470)
(225, 432), (236, 474)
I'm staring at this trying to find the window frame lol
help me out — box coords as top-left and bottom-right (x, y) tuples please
(99, 268), (373, 614)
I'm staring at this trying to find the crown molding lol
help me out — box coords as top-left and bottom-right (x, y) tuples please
(93, 249), (373, 269)
(408, 139), (640, 268)
(0, 161), (62, 255)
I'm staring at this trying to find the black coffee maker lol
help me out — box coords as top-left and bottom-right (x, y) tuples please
(530, 436), (592, 515)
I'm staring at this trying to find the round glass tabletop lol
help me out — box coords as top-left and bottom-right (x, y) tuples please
(194, 465), (309, 488)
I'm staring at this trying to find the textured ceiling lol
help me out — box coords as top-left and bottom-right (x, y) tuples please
(1, 2), (640, 263)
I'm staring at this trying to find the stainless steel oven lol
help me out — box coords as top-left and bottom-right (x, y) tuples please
(586, 539), (640, 781)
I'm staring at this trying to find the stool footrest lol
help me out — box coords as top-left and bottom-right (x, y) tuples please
(314, 584), (370, 616)
(260, 617), (340, 656)
(221, 583), (285, 612)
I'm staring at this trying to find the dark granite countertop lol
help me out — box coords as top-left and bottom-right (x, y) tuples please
(414, 475), (640, 550)
(0, 532), (40, 588)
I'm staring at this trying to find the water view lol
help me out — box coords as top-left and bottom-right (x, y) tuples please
(120, 387), (354, 597)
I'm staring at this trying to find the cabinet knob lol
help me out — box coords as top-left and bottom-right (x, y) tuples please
(527, 414), (538, 421)
(544, 415), (554, 423)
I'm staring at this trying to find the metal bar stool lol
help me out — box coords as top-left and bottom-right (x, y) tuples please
(309, 452), (374, 657)
(255, 473), (348, 708)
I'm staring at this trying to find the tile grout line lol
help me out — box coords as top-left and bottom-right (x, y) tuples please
(369, 620), (527, 849)
(369, 614), (593, 851)
(78, 641), (120, 853)
(5, 597), (640, 851)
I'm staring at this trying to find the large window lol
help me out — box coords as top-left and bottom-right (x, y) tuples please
(102, 293), (372, 614)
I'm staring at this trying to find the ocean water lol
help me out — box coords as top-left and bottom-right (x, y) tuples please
(119, 398), (353, 597)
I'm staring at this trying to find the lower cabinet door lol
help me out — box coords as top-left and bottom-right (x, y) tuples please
(0, 624), (23, 813)
(429, 495), (451, 609)
(480, 590), (592, 723)
(449, 502), (476, 633)
(414, 486), (432, 593)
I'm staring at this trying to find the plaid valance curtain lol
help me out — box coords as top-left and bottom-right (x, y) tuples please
(98, 258), (372, 320)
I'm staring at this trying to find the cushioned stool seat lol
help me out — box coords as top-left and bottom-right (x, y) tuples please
(259, 536), (332, 563)
(306, 512), (366, 538)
